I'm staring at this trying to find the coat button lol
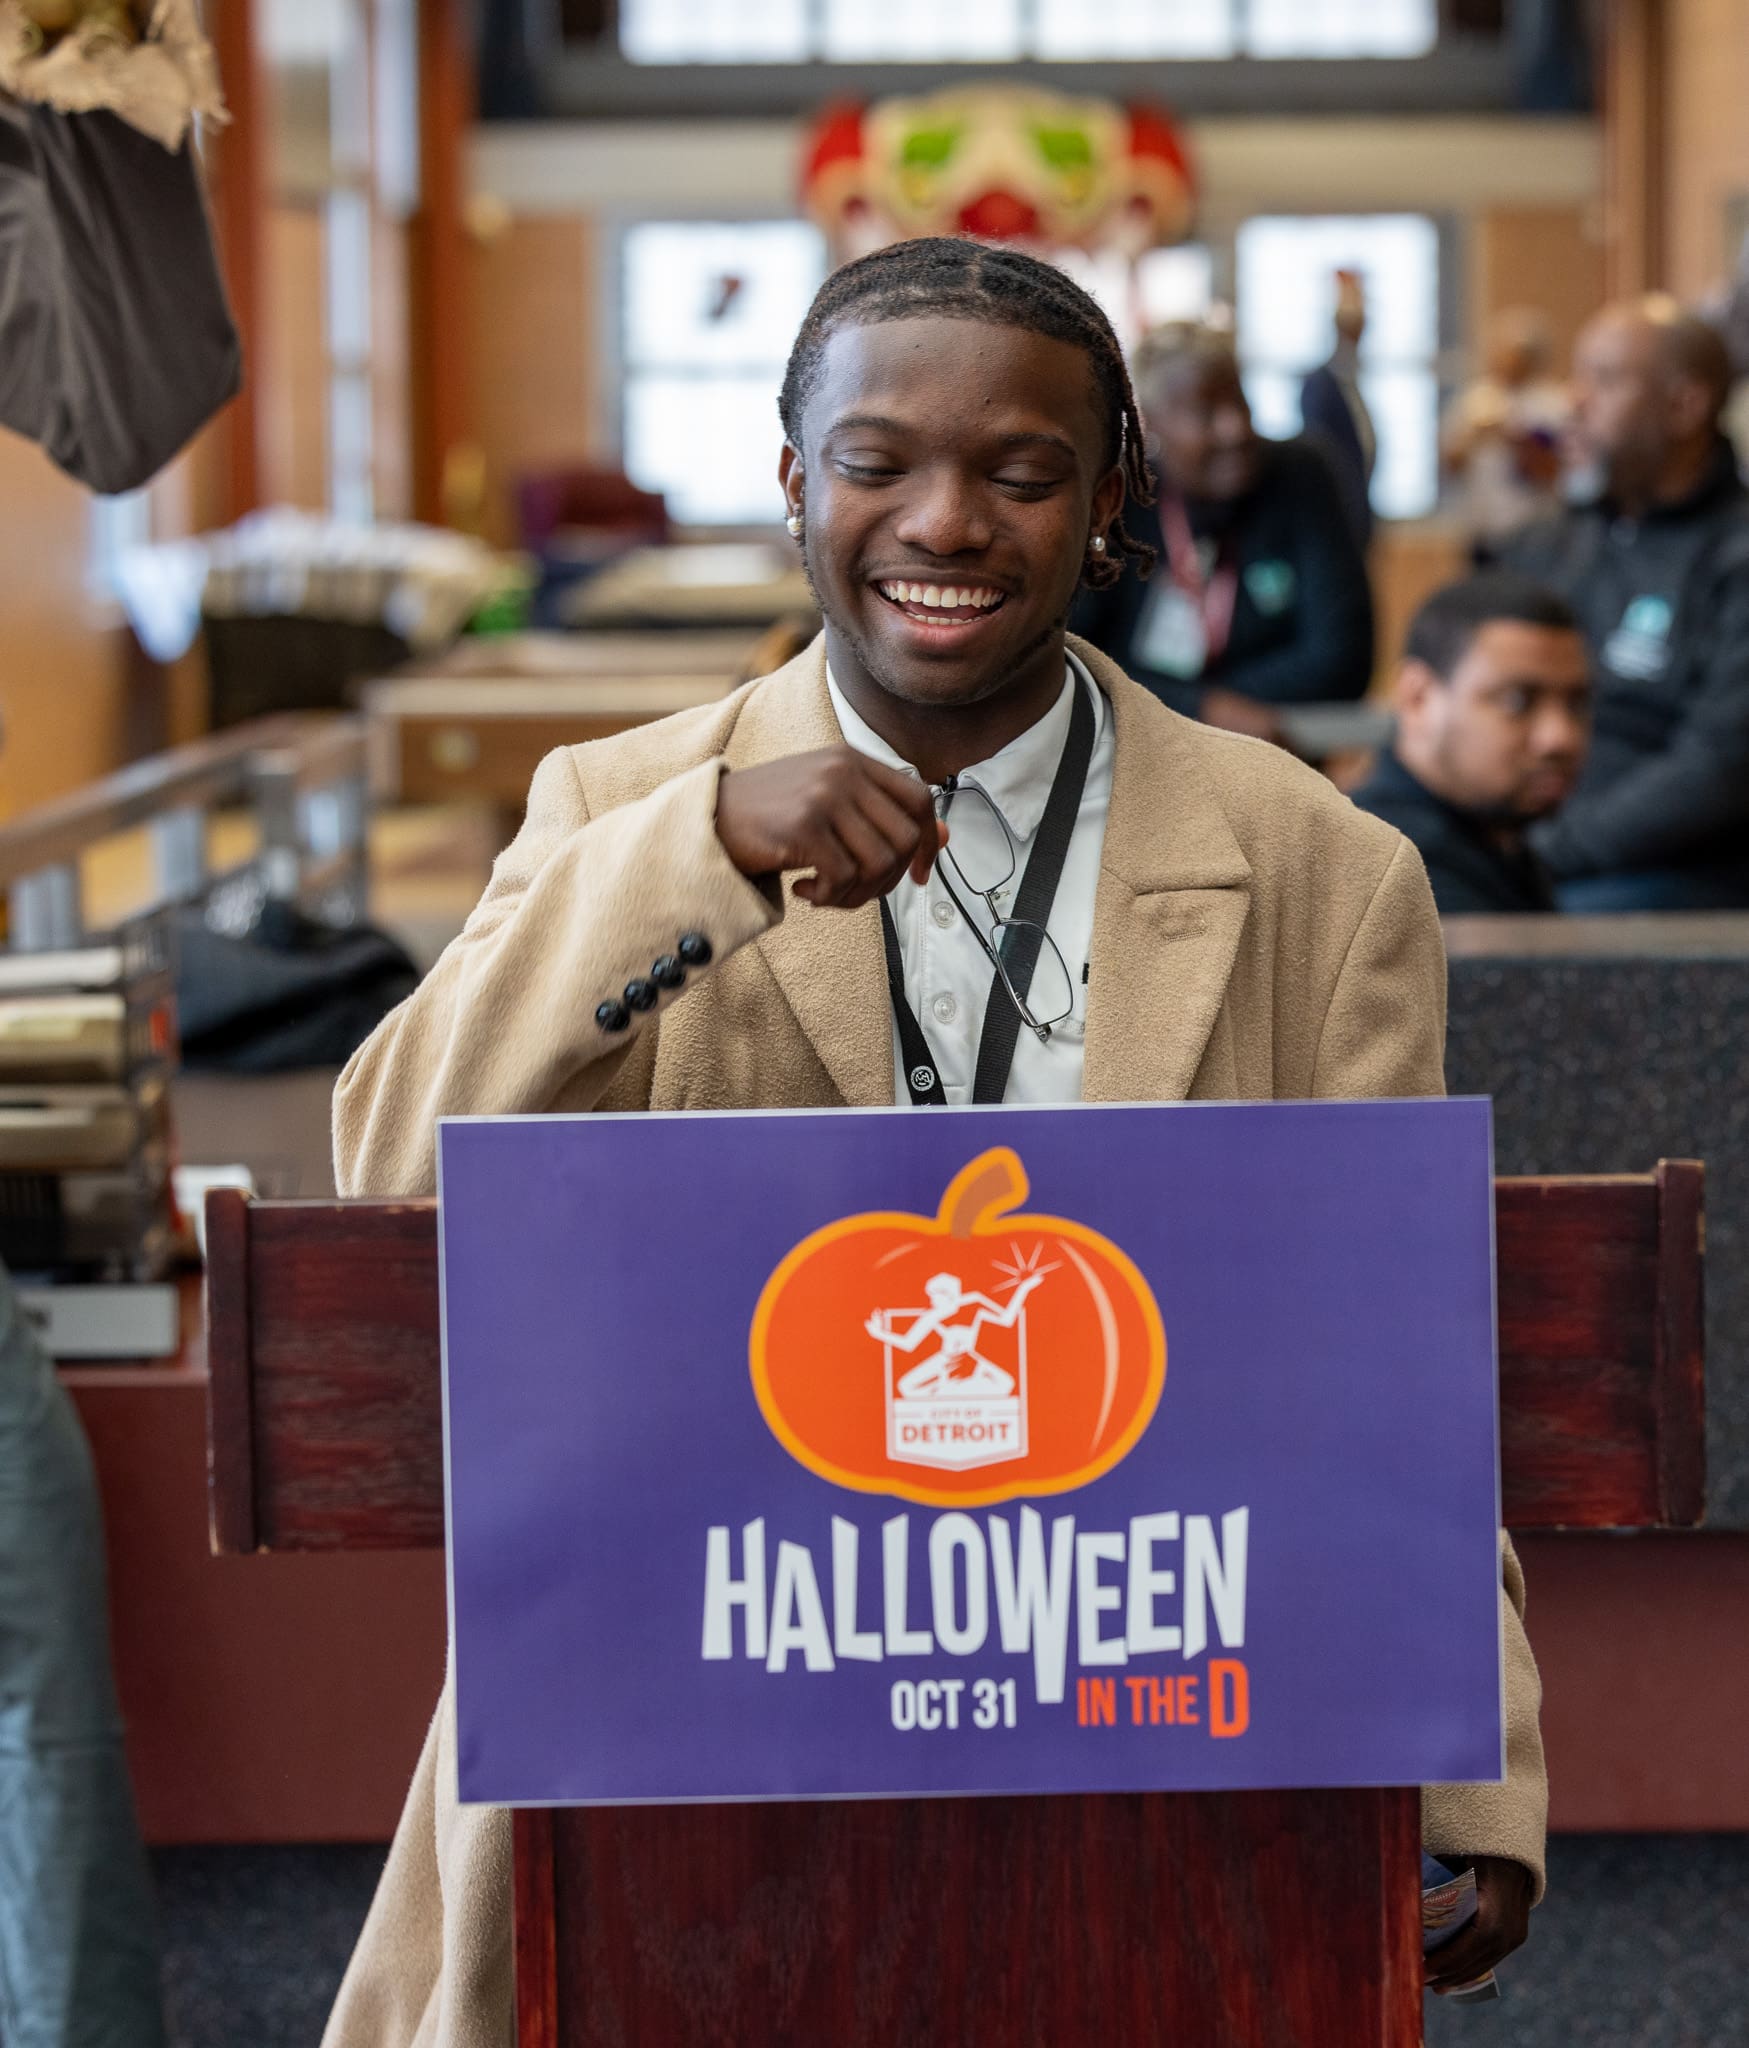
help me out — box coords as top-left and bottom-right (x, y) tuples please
(651, 955), (686, 989)
(677, 931), (713, 967)
(624, 978), (659, 1012)
(595, 1000), (631, 1034)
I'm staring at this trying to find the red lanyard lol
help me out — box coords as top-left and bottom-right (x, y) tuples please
(1161, 496), (1240, 663)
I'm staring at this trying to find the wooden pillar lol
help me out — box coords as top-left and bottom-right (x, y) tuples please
(207, 0), (268, 520)
(1601, 0), (1666, 297)
(411, 0), (476, 526)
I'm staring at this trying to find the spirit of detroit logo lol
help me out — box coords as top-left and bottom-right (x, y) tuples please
(749, 1147), (1165, 1508)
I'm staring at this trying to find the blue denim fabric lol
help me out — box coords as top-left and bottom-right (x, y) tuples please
(0, 1267), (165, 2047)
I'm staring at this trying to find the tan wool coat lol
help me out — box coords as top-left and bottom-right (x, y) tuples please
(322, 635), (1547, 2048)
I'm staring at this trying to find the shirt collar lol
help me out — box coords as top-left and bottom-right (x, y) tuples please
(825, 652), (1104, 845)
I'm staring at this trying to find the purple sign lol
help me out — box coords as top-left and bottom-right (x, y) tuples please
(440, 1100), (1503, 1806)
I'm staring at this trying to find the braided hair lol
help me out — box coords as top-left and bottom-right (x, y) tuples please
(778, 237), (1156, 591)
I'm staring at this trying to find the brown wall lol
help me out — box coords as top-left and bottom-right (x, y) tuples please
(466, 216), (596, 547)
(259, 205), (332, 513)
(1471, 203), (1606, 369)
(373, 215), (415, 522)
(1607, 0), (1749, 302)
(0, 435), (125, 817)
(1369, 527), (1469, 689)
(1661, 0), (1749, 301)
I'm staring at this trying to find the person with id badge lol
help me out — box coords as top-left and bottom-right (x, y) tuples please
(322, 239), (1545, 2048)
(1078, 321), (1374, 742)
(1133, 493), (1239, 696)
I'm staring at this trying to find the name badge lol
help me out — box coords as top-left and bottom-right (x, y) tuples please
(1244, 559), (1296, 616)
(1136, 584), (1209, 680)
(1602, 593), (1673, 681)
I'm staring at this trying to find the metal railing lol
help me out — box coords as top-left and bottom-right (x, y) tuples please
(0, 715), (370, 951)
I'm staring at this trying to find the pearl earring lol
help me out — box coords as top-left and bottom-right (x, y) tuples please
(1090, 534), (1107, 553)
(785, 513), (803, 538)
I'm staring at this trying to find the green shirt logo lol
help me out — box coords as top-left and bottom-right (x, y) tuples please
(1245, 559), (1296, 615)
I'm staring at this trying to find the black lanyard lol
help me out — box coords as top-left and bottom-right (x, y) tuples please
(879, 676), (1095, 1107)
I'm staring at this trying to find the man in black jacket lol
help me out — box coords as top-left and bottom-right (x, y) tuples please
(1505, 297), (1749, 908)
(1351, 574), (1591, 915)
(1075, 321), (1374, 741)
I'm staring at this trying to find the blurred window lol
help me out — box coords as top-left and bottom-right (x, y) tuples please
(619, 0), (1437, 61)
(822, 0), (1022, 60)
(261, 0), (383, 517)
(1235, 214), (1440, 520)
(620, 222), (828, 526)
(1035, 0), (1236, 57)
(1245, 0), (1436, 56)
(1053, 244), (1215, 352)
(620, 0), (809, 62)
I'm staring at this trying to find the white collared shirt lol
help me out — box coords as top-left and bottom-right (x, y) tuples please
(826, 654), (1114, 1107)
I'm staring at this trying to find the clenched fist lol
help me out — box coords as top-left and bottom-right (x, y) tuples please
(716, 748), (947, 911)
(1424, 1856), (1534, 1995)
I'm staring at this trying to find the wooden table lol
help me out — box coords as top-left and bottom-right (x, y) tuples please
(389, 630), (767, 681)
(562, 543), (815, 629)
(363, 673), (738, 807)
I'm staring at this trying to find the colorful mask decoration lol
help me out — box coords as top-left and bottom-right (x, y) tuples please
(803, 84), (1195, 261)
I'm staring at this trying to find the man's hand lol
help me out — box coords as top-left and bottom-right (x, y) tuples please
(1198, 686), (1285, 745)
(716, 748), (947, 911)
(1424, 1856), (1534, 1995)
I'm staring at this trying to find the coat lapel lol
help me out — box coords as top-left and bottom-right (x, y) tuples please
(726, 644), (895, 1107)
(720, 635), (1252, 1111)
(1072, 642), (1254, 1105)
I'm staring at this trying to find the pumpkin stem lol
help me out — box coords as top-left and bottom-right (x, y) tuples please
(938, 1147), (1029, 1238)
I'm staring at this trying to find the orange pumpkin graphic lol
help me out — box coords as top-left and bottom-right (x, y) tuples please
(750, 1146), (1165, 1507)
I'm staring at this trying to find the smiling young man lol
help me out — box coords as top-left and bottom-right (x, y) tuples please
(322, 240), (1545, 2047)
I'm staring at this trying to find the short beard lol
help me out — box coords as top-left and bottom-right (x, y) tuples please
(802, 538), (1073, 706)
(1469, 793), (1561, 830)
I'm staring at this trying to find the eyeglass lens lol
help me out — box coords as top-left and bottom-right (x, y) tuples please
(990, 920), (1075, 1027)
(933, 780), (1075, 1030)
(935, 782), (1016, 896)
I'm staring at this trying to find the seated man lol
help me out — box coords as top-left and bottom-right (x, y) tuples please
(1351, 573), (1592, 914)
(1505, 296), (1749, 908)
(321, 239), (1545, 2048)
(1076, 320), (1374, 740)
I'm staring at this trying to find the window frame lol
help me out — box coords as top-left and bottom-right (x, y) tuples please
(613, 0), (1445, 67)
(1228, 207), (1462, 521)
(534, 44), (1521, 124)
(602, 208), (1462, 533)
(605, 208), (831, 533)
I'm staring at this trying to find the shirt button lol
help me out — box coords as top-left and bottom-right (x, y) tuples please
(931, 993), (958, 1024)
(931, 899), (957, 929)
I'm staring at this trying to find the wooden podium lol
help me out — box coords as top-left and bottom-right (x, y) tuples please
(205, 1164), (1704, 2048)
